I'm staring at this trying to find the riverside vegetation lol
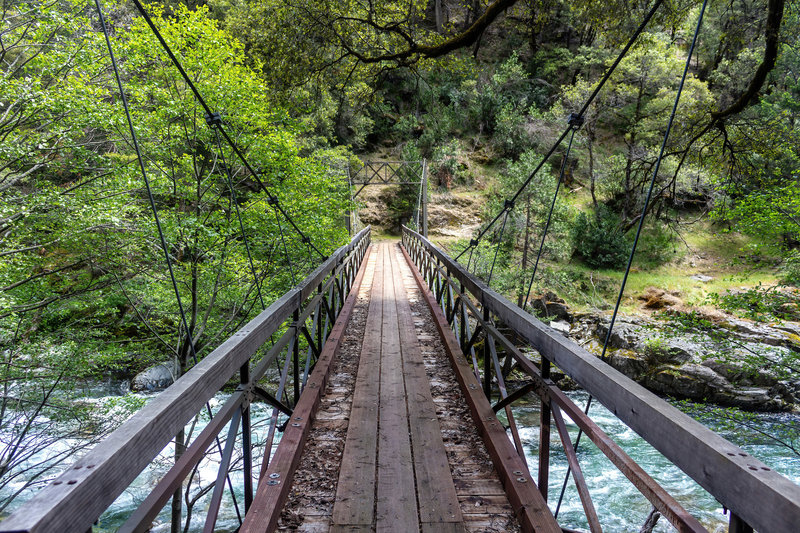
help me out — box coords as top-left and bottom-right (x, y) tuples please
(1, 0), (799, 525)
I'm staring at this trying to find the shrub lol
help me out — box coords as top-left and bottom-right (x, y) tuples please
(781, 250), (800, 286)
(431, 139), (462, 188)
(572, 206), (628, 269)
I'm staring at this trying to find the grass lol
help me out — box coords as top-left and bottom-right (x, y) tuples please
(472, 217), (783, 316)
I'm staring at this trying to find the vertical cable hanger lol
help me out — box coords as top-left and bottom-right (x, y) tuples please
(555, 0), (710, 517)
(129, 0), (326, 260)
(520, 120), (580, 310)
(455, 0), (665, 261)
(94, 0), (245, 523)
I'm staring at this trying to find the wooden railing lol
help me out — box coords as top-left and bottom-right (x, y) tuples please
(402, 226), (800, 533)
(0, 227), (371, 533)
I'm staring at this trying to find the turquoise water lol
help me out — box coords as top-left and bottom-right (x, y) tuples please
(503, 391), (800, 532)
(2, 390), (797, 532)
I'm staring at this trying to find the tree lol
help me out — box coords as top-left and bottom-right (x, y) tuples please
(0, 0), (349, 517)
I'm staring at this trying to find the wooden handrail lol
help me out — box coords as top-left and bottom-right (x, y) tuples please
(402, 226), (800, 533)
(0, 226), (371, 533)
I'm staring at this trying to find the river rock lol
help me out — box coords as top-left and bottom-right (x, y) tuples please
(594, 319), (647, 350)
(642, 364), (789, 410)
(132, 361), (178, 392)
(607, 351), (650, 378)
(530, 291), (572, 322)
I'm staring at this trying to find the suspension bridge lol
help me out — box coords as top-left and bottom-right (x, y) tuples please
(1, 228), (799, 532)
(3, 0), (800, 530)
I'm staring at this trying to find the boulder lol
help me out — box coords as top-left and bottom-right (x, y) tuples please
(530, 291), (572, 322)
(607, 351), (650, 378)
(132, 361), (178, 392)
(643, 364), (789, 410)
(659, 337), (704, 364)
(594, 320), (647, 350)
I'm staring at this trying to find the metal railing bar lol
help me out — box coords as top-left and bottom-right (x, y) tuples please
(492, 381), (536, 413)
(487, 334), (527, 464)
(203, 409), (243, 533)
(119, 391), (246, 533)
(252, 386), (293, 417)
(249, 326), (295, 384)
(403, 227), (789, 532)
(261, 330), (297, 478)
(551, 403), (602, 533)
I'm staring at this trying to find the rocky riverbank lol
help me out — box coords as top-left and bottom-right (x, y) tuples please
(532, 292), (800, 412)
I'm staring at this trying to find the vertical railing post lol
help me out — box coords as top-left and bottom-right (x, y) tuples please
(730, 514), (754, 533)
(421, 159), (428, 238)
(482, 306), (491, 397)
(317, 282), (323, 352)
(240, 363), (253, 512)
(459, 281), (466, 348)
(539, 358), (551, 502)
(293, 309), (300, 405)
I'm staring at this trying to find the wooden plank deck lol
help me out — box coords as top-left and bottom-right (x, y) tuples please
(273, 242), (554, 532)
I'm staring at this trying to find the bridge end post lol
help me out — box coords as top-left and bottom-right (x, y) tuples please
(421, 159), (428, 237)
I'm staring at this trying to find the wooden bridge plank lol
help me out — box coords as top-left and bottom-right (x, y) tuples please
(391, 246), (464, 528)
(376, 245), (419, 533)
(331, 245), (384, 528)
(400, 242), (562, 533)
(240, 244), (372, 533)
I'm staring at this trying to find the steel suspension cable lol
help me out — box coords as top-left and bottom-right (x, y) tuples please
(554, 0), (709, 517)
(129, 0), (325, 260)
(214, 130), (266, 310)
(521, 126), (578, 310)
(94, 0), (244, 524)
(487, 207), (511, 285)
(455, 0), (664, 261)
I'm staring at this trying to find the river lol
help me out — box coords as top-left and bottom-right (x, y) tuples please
(1, 389), (798, 532)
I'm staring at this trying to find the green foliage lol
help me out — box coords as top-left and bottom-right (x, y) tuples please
(431, 139), (464, 188)
(676, 400), (799, 458)
(633, 221), (677, 269)
(781, 251), (800, 286)
(706, 286), (800, 322)
(0, 0), (351, 506)
(572, 206), (628, 269)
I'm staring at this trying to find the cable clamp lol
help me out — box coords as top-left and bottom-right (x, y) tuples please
(567, 112), (584, 129)
(504, 199), (515, 211)
(204, 112), (223, 127)
(267, 196), (279, 206)
(470, 238), (479, 247)
(302, 236), (311, 245)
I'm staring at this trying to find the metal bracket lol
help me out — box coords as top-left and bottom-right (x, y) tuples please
(252, 386), (293, 417)
(204, 112), (223, 127)
(567, 112), (585, 129)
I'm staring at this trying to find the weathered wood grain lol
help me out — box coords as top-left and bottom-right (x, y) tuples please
(376, 246), (418, 533)
(402, 226), (800, 533)
(330, 244), (385, 528)
(239, 242), (372, 533)
(391, 246), (463, 527)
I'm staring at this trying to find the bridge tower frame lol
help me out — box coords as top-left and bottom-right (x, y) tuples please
(347, 159), (428, 237)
